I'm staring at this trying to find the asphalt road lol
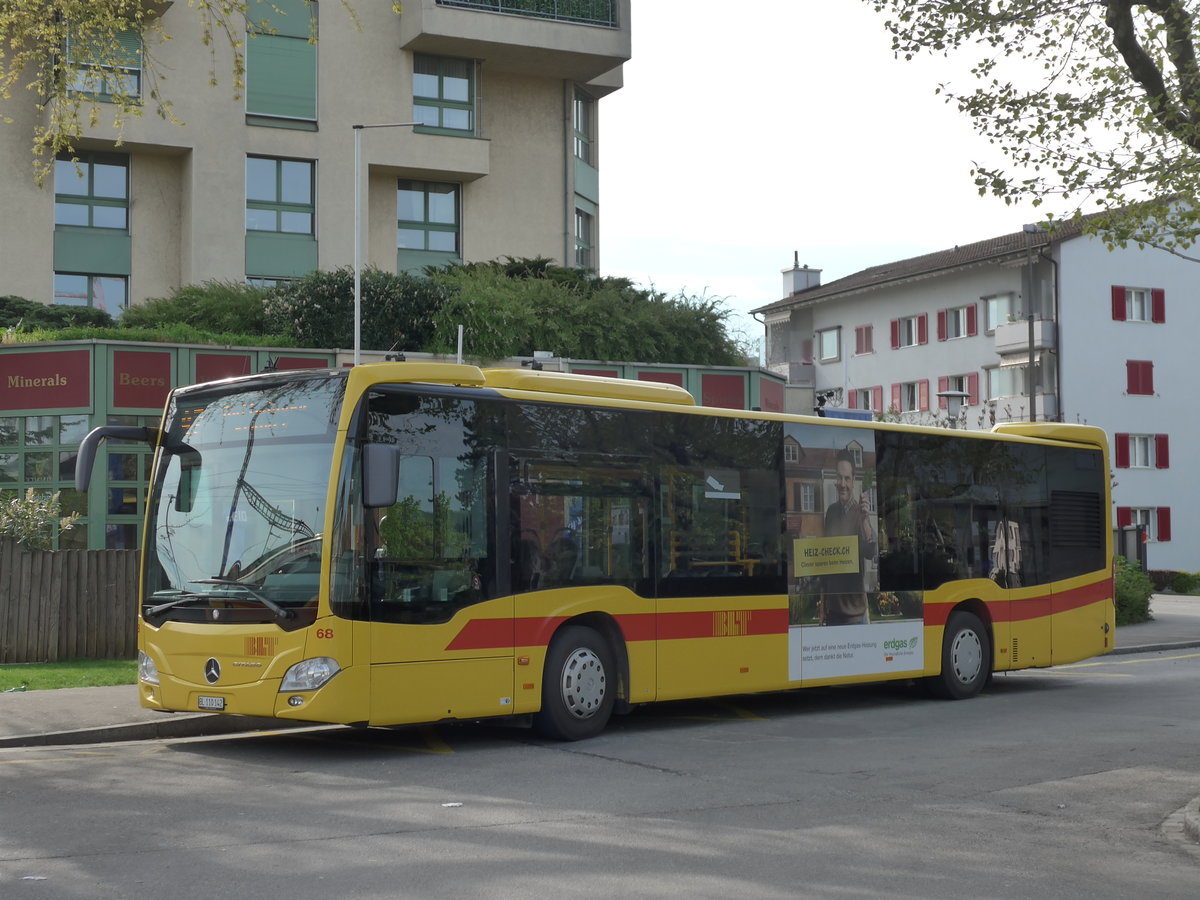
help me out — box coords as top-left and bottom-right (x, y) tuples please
(3, 647), (1199, 899)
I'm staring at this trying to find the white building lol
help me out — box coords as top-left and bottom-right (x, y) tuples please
(754, 220), (1197, 572)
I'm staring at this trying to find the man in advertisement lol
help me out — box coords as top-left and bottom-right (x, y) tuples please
(820, 449), (877, 625)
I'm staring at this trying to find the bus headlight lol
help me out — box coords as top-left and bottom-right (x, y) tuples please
(138, 650), (160, 685)
(280, 657), (341, 692)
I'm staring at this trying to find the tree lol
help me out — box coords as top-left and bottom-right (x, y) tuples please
(0, 1), (372, 183)
(868, 1), (1200, 256)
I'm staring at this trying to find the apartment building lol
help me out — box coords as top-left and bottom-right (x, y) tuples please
(0, 0), (630, 311)
(754, 219), (1197, 571)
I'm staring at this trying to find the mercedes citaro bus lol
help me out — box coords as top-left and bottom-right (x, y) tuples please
(77, 363), (1115, 740)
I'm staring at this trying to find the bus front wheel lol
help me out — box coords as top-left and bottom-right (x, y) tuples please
(533, 625), (616, 741)
(927, 611), (991, 700)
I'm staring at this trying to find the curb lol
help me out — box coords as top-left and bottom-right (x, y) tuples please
(0, 713), (306, 749)
(1108, 639), (1200, 656)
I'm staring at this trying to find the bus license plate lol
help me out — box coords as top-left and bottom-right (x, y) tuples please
(197, 696), (225, 711)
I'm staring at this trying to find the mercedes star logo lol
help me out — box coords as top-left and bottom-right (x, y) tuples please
(204, 658), (221, 684)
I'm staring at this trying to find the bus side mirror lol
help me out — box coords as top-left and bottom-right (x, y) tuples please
(363, 444), (400, 509)
(76, 426), (158, 492)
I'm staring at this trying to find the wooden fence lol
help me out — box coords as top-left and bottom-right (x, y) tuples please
(0, 539), (139, 663)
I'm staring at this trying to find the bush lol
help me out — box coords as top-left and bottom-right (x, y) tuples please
(121, 281), (273, 334)
(266, 267), (450, 351)
(1148, 569), (1176, 592)
(1, 296), (113, 330)
(1115, 556), (1153, 626)
(1170, 571), (1200, 594)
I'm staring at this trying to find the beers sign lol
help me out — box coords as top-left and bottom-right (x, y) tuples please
(0, 349), (90, 410)
(112, 350), (171, 409)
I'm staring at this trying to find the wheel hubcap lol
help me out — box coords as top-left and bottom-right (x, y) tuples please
(560, 647), (606, 720)
(950, 628), (983, 685)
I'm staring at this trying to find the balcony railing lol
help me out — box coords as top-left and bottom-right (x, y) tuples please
(435, 0), (618, 27)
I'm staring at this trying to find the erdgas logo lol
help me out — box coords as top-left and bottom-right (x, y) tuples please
(883, 637), (919, 651)
(204, 658), (221, 684)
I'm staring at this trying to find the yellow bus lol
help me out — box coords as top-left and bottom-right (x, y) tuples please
(77, 362), (1115, 740)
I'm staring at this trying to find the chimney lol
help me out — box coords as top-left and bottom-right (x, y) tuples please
(782, 251), (821, 297)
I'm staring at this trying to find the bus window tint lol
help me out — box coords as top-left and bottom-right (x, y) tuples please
(511, 457), (650, 592)
(655, 413), (785, 597)
(875, 432), (1104, 591)
(363, 391), (497, 624)
(1046, 447), (1106, 582)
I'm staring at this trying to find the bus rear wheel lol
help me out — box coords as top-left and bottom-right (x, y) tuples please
(533, 625), (616, 741)
(927, 611), (990, 700)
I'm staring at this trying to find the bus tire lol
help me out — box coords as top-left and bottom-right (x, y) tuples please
(533, 625), (616, 741)
(927, 611), (990, 700)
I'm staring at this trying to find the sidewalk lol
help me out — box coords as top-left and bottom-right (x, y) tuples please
(2, 594), (1199, 750)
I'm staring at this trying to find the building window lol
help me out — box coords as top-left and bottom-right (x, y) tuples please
(816, 327), (840, 362)
(0, 413), (91, 549)
(1117, 506), (1172, 542)
(575, 208), (594, 268)
(938, 304), (977, 340)
(938, 373), (980, 408)
(784, 443), (799, 464)
(849, 386), (882, 412)
(984, 292), (1016, 331)
(890, 314), (927, 348)
(854, 324), (873, 355)
(574, 89), (595, 164)
(892, 380), (929, 413)
(413, 55), (475, 134)
(246, 157), (314, 234)
(1115, 433), (1169, 469)
(53, 273), (127, 317)
(1126, 360), (1154, 395)
(246, 0), (317, 124)
(54, 153), (129, 229)
(799, 482), (817, 513)
(398, 180), (460, 253)
(986, 365), (1026, 401)
(66, 26), (142, 100)
(1112, 286), (1165, 323)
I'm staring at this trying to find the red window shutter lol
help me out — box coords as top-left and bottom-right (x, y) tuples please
(918, 313), (929, 345)
(966, 304), (978, 336)
(855, 327), (864, 355)
(937, 309), (948, 342)
(1114, 434), (1130, 468)
(864, 325), (873, 354)
(967, 372), (980, 406)
(1151, 288), (1166, 323)
(918, 379), (930, 411)
(891, 383), (901, 412)
(1127, 360), (1153, 395)
(890, 319), (900, 349)
(1116, 506), (1132, 528)
(937, 375), (949, 408)
(1155, 433), (1170, 468)
(873, 386), (883, 411)
(1157, 507), (1172, 541)
(848, 389), (858, 409)
(1111, 286), (1127, 321)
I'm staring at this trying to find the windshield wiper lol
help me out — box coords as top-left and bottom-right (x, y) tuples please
(189, 578), (295, 619)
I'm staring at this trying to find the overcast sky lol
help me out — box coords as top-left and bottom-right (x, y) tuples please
(599, 1), (1045, 351)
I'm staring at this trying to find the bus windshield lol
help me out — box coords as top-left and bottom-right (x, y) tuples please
(143, 374), (345, 626)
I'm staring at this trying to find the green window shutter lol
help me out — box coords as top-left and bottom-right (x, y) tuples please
(249, 0), (314, 38)
(112, 28), (142, 68)
(247, 34), (316, 120)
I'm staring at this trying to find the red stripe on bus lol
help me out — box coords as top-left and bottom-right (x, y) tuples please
(926, 578), (1113, 627)
(444, 608), (788, 652)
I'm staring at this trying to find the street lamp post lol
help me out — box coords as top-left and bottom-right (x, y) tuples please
(354, 122), (418, 366)
(936, 390), (971, 429)
(1022, 223), (1041, 422)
